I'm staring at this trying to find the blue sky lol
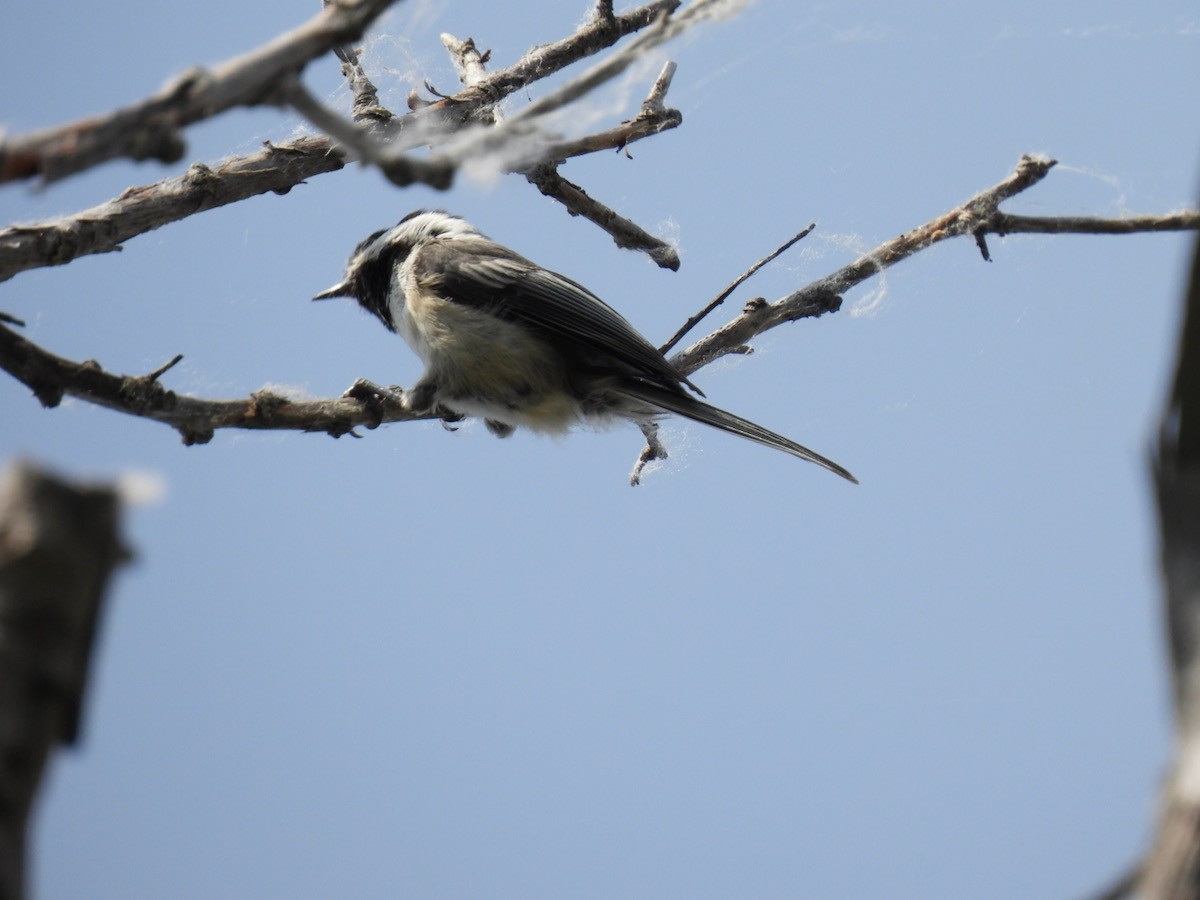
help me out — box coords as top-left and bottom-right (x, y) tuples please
(3, 2), (1198, 897)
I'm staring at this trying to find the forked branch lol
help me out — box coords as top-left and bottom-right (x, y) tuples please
(669, 156), (1200, 375)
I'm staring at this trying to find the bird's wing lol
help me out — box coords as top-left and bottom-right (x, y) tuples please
(412, 238), (698, 394)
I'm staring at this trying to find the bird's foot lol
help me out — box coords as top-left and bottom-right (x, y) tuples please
(629, 421), (668, 486)
(342, 378), (407, 429)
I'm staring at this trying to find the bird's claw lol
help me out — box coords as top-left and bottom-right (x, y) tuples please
(342, 378), (407, 428)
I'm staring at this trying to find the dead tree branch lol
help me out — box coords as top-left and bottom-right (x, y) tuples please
(668, 155), (1200, 375)
(527, 163), (680, 269)
(324, 2), (396, 132)
(0, 0), (679, 188)
(0, 82), (680, 285)
(1, 1), (695, 281)
(278, 75), (455, 189)
(0, 324), (434, 445)
(0, 138), (347, 284)
(0, 461), (126, 900)
(512, 0), (731, 124)
(2, 155), (1195, 447)
(439, 34), (498, 127)
(0, 0), (406, 184)
(517, 61), (683, 269)
(393, 0), (679, 138)
(660, 223), (815, 355)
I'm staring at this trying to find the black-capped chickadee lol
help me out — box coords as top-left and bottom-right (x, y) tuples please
(314, 210), (855, 482)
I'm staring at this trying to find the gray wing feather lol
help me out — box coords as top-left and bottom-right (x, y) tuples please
(413, 239), (699, 394)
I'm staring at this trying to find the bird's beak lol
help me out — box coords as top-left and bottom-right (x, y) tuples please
(312, 280), (353, 301)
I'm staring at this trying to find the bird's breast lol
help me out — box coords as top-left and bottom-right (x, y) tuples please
(393, 282), (577, 432)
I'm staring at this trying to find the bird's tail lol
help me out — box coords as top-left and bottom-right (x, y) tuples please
(616, 380), (857, 483)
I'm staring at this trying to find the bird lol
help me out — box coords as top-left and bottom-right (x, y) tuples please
(313, 209), (856, 483)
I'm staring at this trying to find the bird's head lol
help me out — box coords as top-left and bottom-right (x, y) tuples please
(312, 210), (482, 327)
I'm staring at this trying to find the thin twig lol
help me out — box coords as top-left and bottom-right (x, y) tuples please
(514, 61), (684, 270)
(509, 0), (727, 125)
(534, 103), (680, 164)
(994, 211), (1200, 235)
(643, 59), (677, 109)
(403, 55), (684, 262)
(659, 223), (815, 354)
(526, 164), (680, 270)
(143, 354), (184, 383)
(387, 0), (680, 144)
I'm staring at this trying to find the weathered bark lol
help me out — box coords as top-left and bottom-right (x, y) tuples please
(0, 463), (125, 900)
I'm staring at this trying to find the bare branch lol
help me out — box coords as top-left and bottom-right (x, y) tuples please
(3, 4), (694, 280)
(526, 163), (680, 270)
(327, 37), (395, 131)
(295, 55), (684, 197)
(399, 0), (681, 132)
(6, 154), (1194, 449)
(0, 0), (681, 189)
(0, 138), (347, 284)
(993, 211), (1200, 236)
(669, 155), (1200, 375)
(512, 0), (723, 124)
(439, 34), (498, 128)
(279, 76), (454, 189)
(534, 102), (680, 164)
(433, 60), (682, 267)
(0, 0), (405, 184)
(0, 74), (683, 284)
(450, 70), (681, 171)
(429, 47), (680, 166)
(660, 223), (814, 354)
(642, 59), (678, 110)
(441, 34), (491, 85)
(0, 321), (439, 445)
(320, 0), (394, 132)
